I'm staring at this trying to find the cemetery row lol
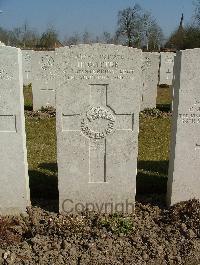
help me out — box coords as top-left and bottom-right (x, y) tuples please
(0, 44), (199, 216)
(23, 48), (175, 111)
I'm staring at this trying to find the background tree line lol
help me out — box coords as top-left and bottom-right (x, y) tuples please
(165, 0), (200, 50)
(0, 1), (199, 50)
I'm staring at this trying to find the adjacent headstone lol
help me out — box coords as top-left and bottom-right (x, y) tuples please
(159, 52), (175, 86)
(0, 41), (5, 46)
(56, 44), (142, 214)
(0, 46), (30, 215)
(141, 52), (160, 110)
(32, 51), (56, 110)
(22, 50), (34, 85)
(167, 49), (200, 205)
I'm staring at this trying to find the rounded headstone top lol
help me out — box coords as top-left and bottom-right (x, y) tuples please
(0, 41), (5, 46)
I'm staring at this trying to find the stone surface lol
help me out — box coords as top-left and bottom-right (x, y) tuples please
(159, 52), (175, 85)
(0, 46), (30, 215)
(22, 49), (34, 85)
(56, 44), (142, 214)
(0, 41), (5, 46)
(32, 51), (56, 110)
(167, 49), (200, 205)
(141, 52), (160, 110)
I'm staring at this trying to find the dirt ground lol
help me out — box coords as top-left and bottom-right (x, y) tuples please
(1, 104), (199, 264)
(0, 199), (200, 265)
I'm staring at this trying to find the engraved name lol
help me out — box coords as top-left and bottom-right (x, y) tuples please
(77, 61), (118, 68)
(60, 52), (137, 81)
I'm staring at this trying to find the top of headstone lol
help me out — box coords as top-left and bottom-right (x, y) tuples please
(0, 41), (5, 46)
(56, 44), (142, 82)
(57, 43), (141, 49)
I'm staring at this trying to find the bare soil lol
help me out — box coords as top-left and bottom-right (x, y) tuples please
(25, 107), (56, 119)
(0, 199), (200, 265)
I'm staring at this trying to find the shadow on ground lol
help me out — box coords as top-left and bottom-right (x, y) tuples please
(39, 162), (58, 173)
(156, 104), (171, 112)
(29, 162), (59, 212)
(24, 105), (33, 111)
(136, 160), (169, 207)
(29, 161), (169, 211)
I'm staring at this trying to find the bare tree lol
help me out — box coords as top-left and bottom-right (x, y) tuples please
(95, 31), (117, 44)
(39, 26), (58, 49)
(147, 22), (163, 51)
(194, 0), (200, 26)
(23, 29), (39, 48)
(64, 32), (80, 45)
(142, 14), (164, 51)
(2, 22), (40, 48)
(116, 4), (142, 47)
(101, 31), (118, 44)
(116, 4), (163, 50)
(0, 26), (9, 44)
(82, 30), (93, 44)
(21, 21), (40, 48)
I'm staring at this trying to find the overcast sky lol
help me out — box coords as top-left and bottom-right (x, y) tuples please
(0, 0), (195, 40)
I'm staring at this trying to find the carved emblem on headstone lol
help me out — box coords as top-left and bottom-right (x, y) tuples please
(81, 106), (116, 140)
(41, 55), (54, 70)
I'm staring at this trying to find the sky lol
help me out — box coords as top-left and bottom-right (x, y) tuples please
(0, 0), (195, 41)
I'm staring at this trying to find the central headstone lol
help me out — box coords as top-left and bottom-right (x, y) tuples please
(56, 44), (142, 214)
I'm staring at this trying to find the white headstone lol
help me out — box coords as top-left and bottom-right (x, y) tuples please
(22, 50), (34, 85)
(0, 41), (5, 46)
(56, 44), (142, 214)
(32, 51), (56, 110)
(141, 52), (160, 110)
(159, 52), (175, 86)
(168, 48), (200, 205)
(0, 46), (30, 215)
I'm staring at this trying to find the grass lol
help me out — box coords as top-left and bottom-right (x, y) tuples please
(25, 117), (58, 201)
(23, 84), (33, 110)
(99, 214), (133, 235)
(24, 84), (172, 111)
(137, 113), (171, 204)
(156, 85), (172, 111)
(24, 85), (172, 209)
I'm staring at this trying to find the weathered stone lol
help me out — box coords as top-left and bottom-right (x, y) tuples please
(56, 44), (142, 214)
(0, 46), (30, 215)
(22, 49), (34, 85)
(141, 52), (160, 110)
(0, 41), (5, 46)
(32, 51), (56, 110)
(167, 49), (200, 205)
(159, 52), (175, 85)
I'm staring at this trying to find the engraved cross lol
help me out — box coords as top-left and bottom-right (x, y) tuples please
(62, 84), (134, 183)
